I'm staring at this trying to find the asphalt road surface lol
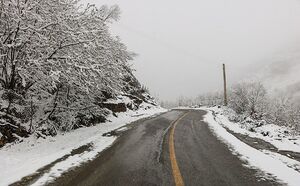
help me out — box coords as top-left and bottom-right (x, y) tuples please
(50, 110), (280, 186)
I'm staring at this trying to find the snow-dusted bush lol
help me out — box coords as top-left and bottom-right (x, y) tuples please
(266, 96), (300, 132)
(227, 82), (300, 132)
(229, 81), (268, 118)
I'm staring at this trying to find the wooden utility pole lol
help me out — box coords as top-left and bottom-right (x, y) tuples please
(223, 64), (228, 106)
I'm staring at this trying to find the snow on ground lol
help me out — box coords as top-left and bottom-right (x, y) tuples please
(172, 106), (192, 110)
(203, 109), (300, 186)
(0, 103), (166, 186)
(104, 94), (133, 104)
(262, 150), (300, 172)
(207, 107), (300, 153)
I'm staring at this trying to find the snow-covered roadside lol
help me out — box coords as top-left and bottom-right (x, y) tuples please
(207, 106), (300, 153)
(203, 110), (300, 186)
(0, 103), (166, 186)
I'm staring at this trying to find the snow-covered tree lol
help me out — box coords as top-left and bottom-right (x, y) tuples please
(0, 0), (140, 140)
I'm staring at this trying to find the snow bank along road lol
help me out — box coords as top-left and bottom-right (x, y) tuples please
(47, 110), (298, 186)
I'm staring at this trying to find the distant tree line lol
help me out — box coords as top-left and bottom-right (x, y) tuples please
(163, 81), (300, 132)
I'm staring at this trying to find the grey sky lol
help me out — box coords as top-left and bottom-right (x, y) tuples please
(83, 0), (300, 101)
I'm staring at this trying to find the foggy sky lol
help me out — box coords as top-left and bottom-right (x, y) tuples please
(83, 0), (300, 101)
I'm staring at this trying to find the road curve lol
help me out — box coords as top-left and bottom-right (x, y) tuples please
(49, 110), (280, 186)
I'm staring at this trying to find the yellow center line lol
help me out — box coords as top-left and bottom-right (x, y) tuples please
(169, 111), (190, 186)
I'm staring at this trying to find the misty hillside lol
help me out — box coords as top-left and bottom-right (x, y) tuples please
(261, 59), (300, 101)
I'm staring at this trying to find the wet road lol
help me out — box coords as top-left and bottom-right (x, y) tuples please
(50, 110), (280, 186)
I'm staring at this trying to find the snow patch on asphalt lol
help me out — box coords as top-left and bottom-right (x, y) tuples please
(116, 126), (128, 132)
(31, 137), (116, 186)
(203, 110), (300, 186)
(0, 104), (166, 186)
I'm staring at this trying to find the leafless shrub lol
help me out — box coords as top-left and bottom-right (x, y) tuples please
(229, 82), (267, 118)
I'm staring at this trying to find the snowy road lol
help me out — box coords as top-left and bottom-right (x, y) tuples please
(44, 109), (290, 186)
